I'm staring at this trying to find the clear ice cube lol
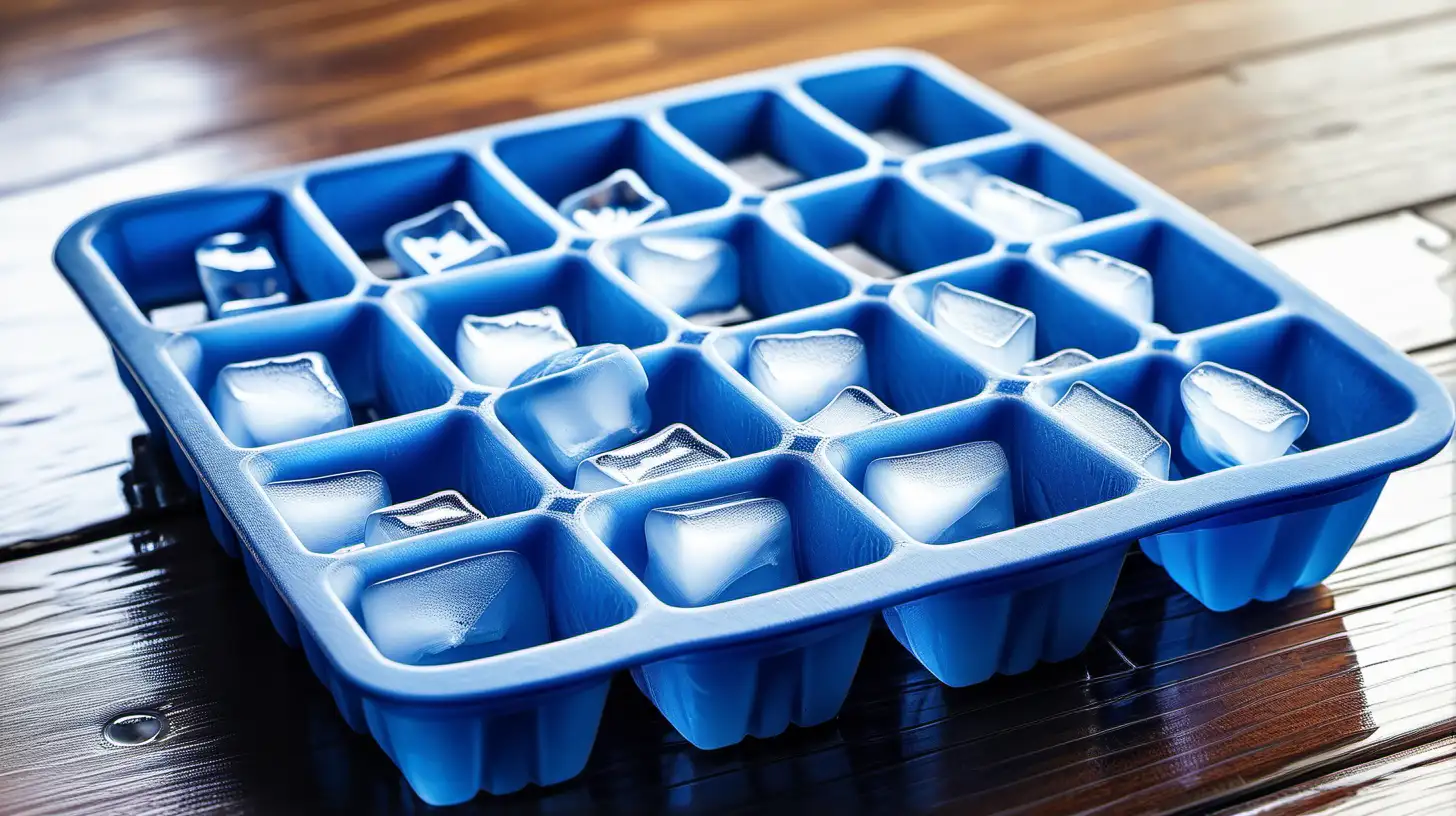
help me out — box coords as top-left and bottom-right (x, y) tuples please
(507, 343), (653, 478)
(1180, 362), (1309, 468)
(383, 200), (509, 277)
(1057, 250), (1154, 323)
(747, 329), (870, 421)
(574, 423), (728, 492)
(360, 550), (549, 665)
(643, 494), (798, 607)
(456, 306), (577, 388)
(210, 352), (352, 447)
(926, 159), (1083, 240)
(1053, 381), (1170, 478)
(1019, 348), (1096, 378)
(265, 470), (393, 554)
(929, 281), (1036, 374)
(363, 489), (486, 546)
(195, 231), (294, 319)
(864, 441), (1014, 544)
(558, 169), (670, 237)
(803, 386), (899, 436)
(618, 235), (740, 318)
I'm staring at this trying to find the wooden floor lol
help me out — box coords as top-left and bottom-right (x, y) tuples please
(3, 1), (1456, 813)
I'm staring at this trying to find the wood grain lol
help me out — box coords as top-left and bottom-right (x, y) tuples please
(1214, 737), (1456, 816)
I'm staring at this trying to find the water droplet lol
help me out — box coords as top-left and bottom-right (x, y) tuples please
(103, 710), (166, 746)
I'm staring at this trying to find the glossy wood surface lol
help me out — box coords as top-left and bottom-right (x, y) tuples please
(2, 1), (1456, 813)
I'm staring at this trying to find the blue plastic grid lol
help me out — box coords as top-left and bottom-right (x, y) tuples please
(54, 50), (1453, 804)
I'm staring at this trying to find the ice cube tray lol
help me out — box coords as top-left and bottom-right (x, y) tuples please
(54, 50), (1453, 804)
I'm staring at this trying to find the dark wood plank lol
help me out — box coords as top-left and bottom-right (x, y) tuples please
(1213, 737), (1456, 815)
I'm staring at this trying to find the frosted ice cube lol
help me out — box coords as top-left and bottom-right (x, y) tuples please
(196, 231), (293, 318)
(265, 470), (392, 554)
(1019, 348), (1096, 378)
(1180, 362), (1308, 468)
(360, 550), (549, 665)
(747, 329), (870, 421)
(929, 281), (1036, 373)
(559, 169), (670, 237)
(1056, 250), (1154, 323)
(456, 306), (577, 388)
(363, 489), (486, 546)
(803, 386), (899, 435)
(383, 201), (509, 277)
(864, 441), (1014, 544)
(619, 235), (740, 318)
(643, 494), (798, 607)
(1053, 381), (1170, 478)
(506, 343), (653, 478)
(574, 423), (728, 492)
(927, 159), (1082, 240)
(210, 352), (352, 447)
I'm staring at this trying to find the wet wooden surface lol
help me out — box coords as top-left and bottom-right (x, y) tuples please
(3, 1), (1456, 813)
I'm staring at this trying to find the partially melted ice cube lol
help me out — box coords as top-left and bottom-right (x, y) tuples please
(1180, 362), (1309, 468)
(864, 441), (1014, 544)
(363, 489), (486, 546)
(384, 200), (509, 277)
(747, 329), (870, 421)
(360, 550), (549, 665)
(926, 159), (1082, 240)
(1056, 250), (1154, 324)
(196, 231), (293, 318)
(929, 281), (1036, 374)
(1053, 381), (1171, 478)
(210, 352), (352, 447)
(558, 169), (670, 237)
(803, 386), (899, 436)
(456, 306), (577, 388)
(1019, 348), (1096, 378)
(265, 470), (393, 554)
(643, 494), (798, 607)
(618, 235), (740, 319)
(574, 423), (728, 492)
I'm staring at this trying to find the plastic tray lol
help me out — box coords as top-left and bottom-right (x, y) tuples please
(54, 50), (1453, 804)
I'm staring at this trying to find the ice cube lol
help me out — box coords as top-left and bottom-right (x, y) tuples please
(265, 470), (392, 554)
(456, 306), (577, 388)
(363, 489), (486, 546)
(558, 169), (670, 237)
(929, 281), (1036, 374)
(864, 441), (1014, 544)
(148, 301), (210, 331)
(725, 153), (802, 190)
(618, 235), (740, 318)
(574, 423), (728, 492)
(869, 128), (926, 157)
(1019, 348), (1096, 377)
(643, 494), (798, 607)
(926, 159), (1082, 240)
(383, 200), (509, 277)
(1180, 362), (1308, 468)
(1053, 381), (1170, 478)
(505, 343), (653, 479)
(747, 329), (870, 421)
(210, 352), (352, 447)
(803, 386), (899, 435)
(1056, 250), (1154, 323)
(360, 550), (549, 665)
(195, 231), (293, 319)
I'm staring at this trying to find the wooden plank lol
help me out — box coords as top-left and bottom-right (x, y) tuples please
(1212, 737), (1456, 815)
(1054, 16), (1456, 244)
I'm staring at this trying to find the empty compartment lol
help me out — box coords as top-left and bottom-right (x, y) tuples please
(164, 300), (454, 447)
(923, 142), (1137, 236)
(305, 151), (557, 279)
(827, 397), (1138, 684)
(600, 212), (853, 325)
(494, 117), (733, 229)
(85, 188), (356, 326)
(250, 409), (545, 553)
(666, 90), (868, 189)
(584, 454), (891, 747)
(903, 257), (1143, 375)
(1045, 218), (1280, 333)
(390, 254), (671, 386)
(800, 63), (1008, 155)
(786, 175), (995, 279)
(713, 300), (988, 423)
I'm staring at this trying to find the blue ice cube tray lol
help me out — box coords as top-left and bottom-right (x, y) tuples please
(54, 50), (1454, 804)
